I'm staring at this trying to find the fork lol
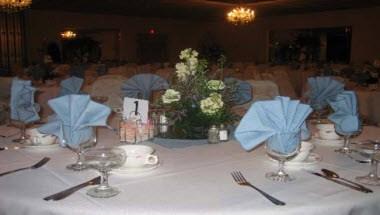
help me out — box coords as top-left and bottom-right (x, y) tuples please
(0, 157), (50, 177)
(231, 171), (286, 206)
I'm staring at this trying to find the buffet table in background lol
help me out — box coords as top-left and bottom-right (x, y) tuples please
(0, 125), (380, 215)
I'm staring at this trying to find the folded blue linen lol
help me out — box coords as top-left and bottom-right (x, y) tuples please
(224, 77), (252, 105)
(59, 76), (84, 96)
(307, 76), (344, 110)
(234, 96), (312, 153)
(38, 94), (111, 147)
(122, 74), (169, 100)
(10, 78), (40, 123)
(328, 91), (360, 135)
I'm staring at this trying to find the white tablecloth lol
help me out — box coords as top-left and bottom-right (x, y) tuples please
(0, 126), (380, 215)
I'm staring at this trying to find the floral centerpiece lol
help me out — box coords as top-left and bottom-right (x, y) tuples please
(158, 48), (237, 139)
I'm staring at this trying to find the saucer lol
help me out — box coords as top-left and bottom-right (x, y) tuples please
(312, 137), (344, 147)
(113, 162), (160, 174)
(268, 153), (322, 168)
(22, 141), (60, 149)
(286, 153), (322, 167)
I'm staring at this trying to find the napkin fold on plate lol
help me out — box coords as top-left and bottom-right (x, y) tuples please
(59, 76), (84, 96)
(224, 77), (252, 105)
(10, 78), (40, 123)
(122, 74), (169, 100)
(234, 96), (312, 153)
(306, 76), (344, 110)
(327, 91), (360, 135)
(38, 94), (111, 147)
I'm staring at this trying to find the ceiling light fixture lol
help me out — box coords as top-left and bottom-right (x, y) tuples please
(60, 30), (77, 40)
(0, 0), (32, 13)
(227, 6), (255, 25)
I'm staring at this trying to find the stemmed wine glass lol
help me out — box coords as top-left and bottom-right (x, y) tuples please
(355, 141), (380, 186)
(84, 147), (126, 198)
(66, 128), (97, 171)
(266, 131), (301, 182)
(335, 129), (361, 155)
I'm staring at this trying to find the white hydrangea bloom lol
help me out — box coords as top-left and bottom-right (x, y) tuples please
(207, 80), (225, 91)
(162, 89), (181, 104)
(175, 62), (190, 81)
(200, 93), (224, 115)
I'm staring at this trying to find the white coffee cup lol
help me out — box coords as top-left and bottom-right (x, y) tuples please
(25, 128), (57, 145)
(118, 145), (159, 168)
(291, 141), (314, 162)
(316, 123), (340, 140)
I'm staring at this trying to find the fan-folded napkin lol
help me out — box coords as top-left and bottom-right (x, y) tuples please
(235, 96), (312, 153)
(38, 94), (111, 147)
(59, 76), (84, 96)
(10, 78), (40, 123)
(307, 76), (344, 110)
(328, 91), (360, 135)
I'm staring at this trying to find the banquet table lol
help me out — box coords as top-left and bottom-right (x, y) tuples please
(0, 125), (380, 215)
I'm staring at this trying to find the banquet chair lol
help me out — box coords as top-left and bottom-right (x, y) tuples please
(90, 75), (127, 110)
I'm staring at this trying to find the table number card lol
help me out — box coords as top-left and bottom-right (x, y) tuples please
(123, 97), (149, 123)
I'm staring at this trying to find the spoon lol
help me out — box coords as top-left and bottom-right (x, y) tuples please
(0, 157), (50, 177)
(321, 169), (373, 193)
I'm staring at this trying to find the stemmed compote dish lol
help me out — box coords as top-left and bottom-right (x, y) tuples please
(334, 128), (361, 155)
(265, 131), (301, 182)
(66, 129), (97, 171)
(354, 140), (380, 186)
(84, 147), (126, 198)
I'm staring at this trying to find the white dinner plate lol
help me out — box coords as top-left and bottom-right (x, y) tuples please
(113, 162), (160, 174)
(312, 136), (344, 147)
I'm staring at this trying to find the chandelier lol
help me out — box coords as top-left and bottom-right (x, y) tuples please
(0, 0), (32, 13)
(227, 7), (255, 25)
(60, 30), (77, 40)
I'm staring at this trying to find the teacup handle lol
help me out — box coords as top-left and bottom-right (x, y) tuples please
(145, 155), (158, 165)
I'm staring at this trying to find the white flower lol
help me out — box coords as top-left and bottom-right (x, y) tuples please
(162, 89), (181, 104)
(200, 93), (224, 115)
(175, 62), (190, 81)
(207, 80), (225, 91)
(180, 48), (198, 60)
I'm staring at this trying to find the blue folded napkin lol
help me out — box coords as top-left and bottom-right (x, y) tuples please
(328, 91), (360, 135)
(122, 74), (169, 100)
(10, 78), (40, 123)
(59, 76), (84, 96)
(38, 94), (111, 147)
(307, 76), (344, 110)
(224, 77), (252, 105)
(234, 96), (312, 153)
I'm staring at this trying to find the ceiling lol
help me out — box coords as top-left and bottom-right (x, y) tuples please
(31, 0), (380, 20)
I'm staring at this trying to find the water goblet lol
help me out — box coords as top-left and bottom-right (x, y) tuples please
(84, 147), (126, 198)
(355, 141), (380, 186)
(12, 121), (27, 143)
(66, 129), (97, 171)
(334, 130), (361, 155)
(265, 131), (301, 182)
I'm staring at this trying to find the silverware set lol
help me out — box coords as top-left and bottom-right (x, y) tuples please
(305, 168), (373, 193)
(44, 176), (101, 201)
(0, 157), (50, 177)
(231, 171), (286, 206)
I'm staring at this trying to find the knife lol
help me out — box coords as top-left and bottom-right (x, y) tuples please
(306, 171), (371, 193)
(44, 176), (101, 201)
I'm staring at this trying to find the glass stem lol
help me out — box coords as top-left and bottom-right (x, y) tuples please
(343, 135), (351, 151)
(20, 123), (26, 140)
(369, 156), (378, 178)
(100, 170), (110, 189)
(77, 145), (84, 165)
(278, 160), (286, 176)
